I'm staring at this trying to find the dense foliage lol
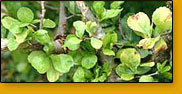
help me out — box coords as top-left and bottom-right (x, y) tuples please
(1, 1), (172, 82)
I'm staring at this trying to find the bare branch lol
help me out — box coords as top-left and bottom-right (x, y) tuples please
(45, 5), (58, 11)
(39, 1), (46, 29)
(56, 1), (67, 37)
(76, 1), (105, 39)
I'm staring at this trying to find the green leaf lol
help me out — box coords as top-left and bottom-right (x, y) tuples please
(15, 29), (28, 43)
(115, 64), (134, 81)
(101, 9), (122, 21)
(67, 35), (82, 44)
(140, 62), (155, 67)
(7, 38), (20, 51)
(28, 51), (50, 74)
(152, 7), (172, 34)
(17, 7), (34, 23)
(33, 29), (51, 44)
(43, 42), (55, 54)
(1, 26), (7, 38)
(154, 38), (168, 53)
(2, 16), (21, 31)
(137, 36), (160, 49)
(85, 21), (98, 37)
(139, 76), (154, 82)
(121, 13), (140, 43)
(136, 66), (151, 75)
(64, 1), (81, 15)
(43, 19), (56, 28)
(46, 63), (61, 82)
(120, 48), (140, 72)
(91, 37), (103, 49)
(103, 62), (112, 76)
(103, 32), (117, 49)
(50, 54), (74, 73)
(68, 51), (86, 65)
(138, 49), (152, 58)
(73, 67), (85, 82)
(32, 19), (40, 24)
(110, 1), (124, 9)
(81, 54), (97, 69)
(63, 34), (81, 50)
(73, 21), (85, 38)
(103, 49), (115, 56)
(116, 49), (124, 58)
(93, 1), (105, 19)
(160, 66), (171, 73)
(127, 12), (151, 38)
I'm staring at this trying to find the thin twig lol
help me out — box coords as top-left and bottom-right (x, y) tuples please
(66, 15), (75, 20)
(45, 5), (58, 11)
(118, 18), (126, 39)
(39, 1), (46, 29)
(135, 71), (159, 78)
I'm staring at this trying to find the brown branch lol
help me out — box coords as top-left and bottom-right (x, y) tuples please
(53, 1), (68, 52)
(39, 1), (46, 29)
(56, 1), (67, 37)
(76, 1), (105, 39)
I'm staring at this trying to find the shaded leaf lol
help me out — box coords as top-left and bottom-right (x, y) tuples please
(116, 64), (134, 81)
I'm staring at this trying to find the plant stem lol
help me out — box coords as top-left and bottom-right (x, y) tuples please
(39, 1), (46, 29)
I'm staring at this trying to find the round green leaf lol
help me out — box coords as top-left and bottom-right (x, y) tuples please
(50, 54), (74, 73)
(139, 76), (154, 82)
(46, 64), (62, 82)
(33, 29), (51, 44)
(7, 38), (20, 51)
(28, 51), (50, 74)
(102, 49), (115, 56)
(127, 12), (151, 38)
(81, 54), (97, 69)
(85, 21), (98, 37)
(63, 34), (81, 50)
(91, 37), (103, 49)
(73, 21), (85, 38)
(120, 48), (140, 72)
(43, 19), (56, 28)
(2, 17), (21, 30)
(73, 67), (85, 82)
(152, 7), (172, 33)
(17, 7), (34, 23)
